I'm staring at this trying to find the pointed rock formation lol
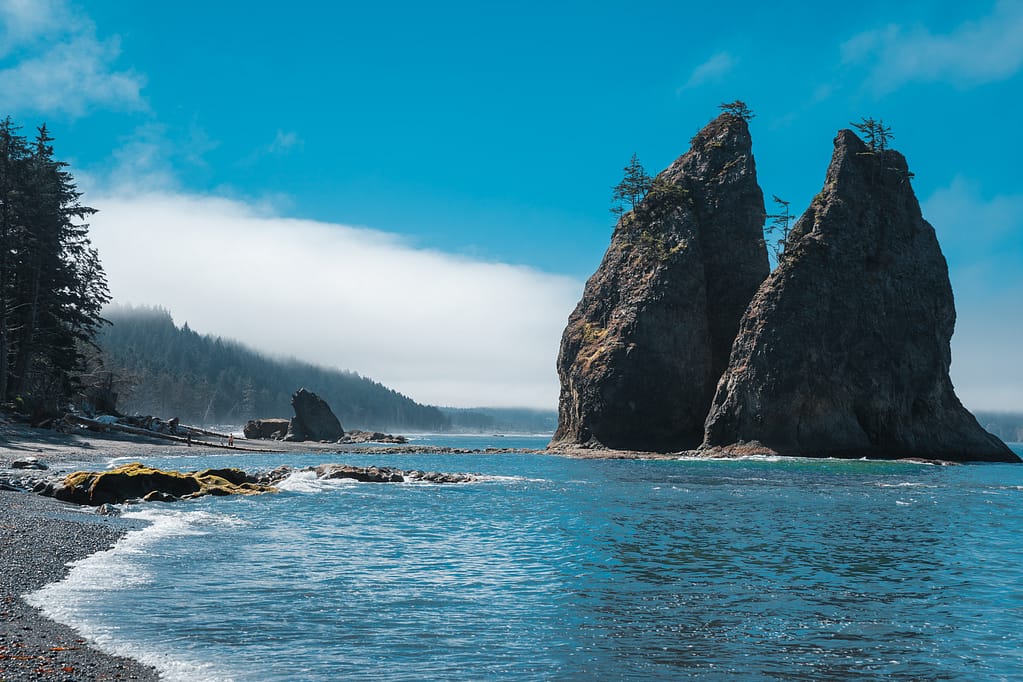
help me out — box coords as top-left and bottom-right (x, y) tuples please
(704, 130), (1018, 462)
(285, 388), (345, 442)
(551, 113), (769, 452)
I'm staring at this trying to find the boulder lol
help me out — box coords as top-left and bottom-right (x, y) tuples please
(51, 462), (279, 506)
(551, 112), (769, 452)
(11, 457), (48, 470)
(703, 129), (1019, 463)
(243, 418), (292, 440)
(284, 389), (344, 442)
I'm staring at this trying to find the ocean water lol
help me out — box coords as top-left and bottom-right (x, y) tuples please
(27, 437), (1023, 681)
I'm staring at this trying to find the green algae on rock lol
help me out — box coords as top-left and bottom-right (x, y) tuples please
(53, 462), (278, 505)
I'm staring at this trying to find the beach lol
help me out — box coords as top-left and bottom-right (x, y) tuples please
(0, 420), (350, 681)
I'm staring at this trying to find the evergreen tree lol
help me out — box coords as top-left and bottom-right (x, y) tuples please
(611, 153), (653, 219)
(719, 100), (755, 122)
(851, 117), (893, 152)
(764, 195), (794, 262)
(0, 117), (109, 416)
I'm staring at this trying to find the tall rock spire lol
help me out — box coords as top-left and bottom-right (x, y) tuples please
(704, 129), (1018, 462)
(551, 112), (769, 452)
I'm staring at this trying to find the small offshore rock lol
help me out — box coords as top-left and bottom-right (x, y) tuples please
(338, 430), (409, 444)
(95, 503), (122, 516)
(312, 463), (477, 484)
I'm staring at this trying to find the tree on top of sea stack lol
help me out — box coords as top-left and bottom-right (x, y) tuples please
(703, 125), (1018, 463)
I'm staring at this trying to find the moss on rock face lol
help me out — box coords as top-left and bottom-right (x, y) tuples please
(57, 463), (277, 505)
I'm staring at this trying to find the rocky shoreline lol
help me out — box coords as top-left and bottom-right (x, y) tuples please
(0, 418), (553, 679)
(0, 490), (160, 681)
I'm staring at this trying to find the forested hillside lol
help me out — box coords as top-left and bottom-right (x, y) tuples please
(96, 305), (449, 431)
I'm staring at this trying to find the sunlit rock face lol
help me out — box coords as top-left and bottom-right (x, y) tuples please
(704, 130), (1019, 463)
(551, 113), (768, 452)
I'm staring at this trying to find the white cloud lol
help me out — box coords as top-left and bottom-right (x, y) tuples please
(268, 130), (302, 154)
(0, 0), (69, 53)
(923, 178), (1023, 412)
(679, 51), (736, 91)
(0, 0), (144, 116)
(86, 190), (583, 409)
(842, 0), (1023, 92)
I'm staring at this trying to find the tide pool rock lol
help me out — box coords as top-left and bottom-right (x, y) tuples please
(551, 111), (769, 452)
(51, 463), (278, 505)
(703, 129), (1018, 463)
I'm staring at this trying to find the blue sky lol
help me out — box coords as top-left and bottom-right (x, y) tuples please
(1, 0), (1020, 410)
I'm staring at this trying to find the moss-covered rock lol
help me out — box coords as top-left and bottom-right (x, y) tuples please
(54, 462), (277, 505)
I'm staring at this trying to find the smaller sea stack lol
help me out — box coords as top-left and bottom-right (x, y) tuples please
(703, 129), (1018, 463)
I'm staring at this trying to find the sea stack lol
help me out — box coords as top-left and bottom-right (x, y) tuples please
(704, 129), (1018, 463)
(285, 389), (345, 442)
(551, 112), (769, 452)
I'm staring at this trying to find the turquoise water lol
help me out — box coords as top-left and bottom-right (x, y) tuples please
(29, 437), (1023, 680)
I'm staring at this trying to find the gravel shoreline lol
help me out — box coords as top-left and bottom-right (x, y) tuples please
(0, 490), (160, 681)
(0, 422), (194, 681)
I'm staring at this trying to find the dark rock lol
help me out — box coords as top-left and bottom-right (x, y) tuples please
(243, 418), (292, 440)
(95, 503), (122, 516)
(257, 465), (294, 485)
(314, 464), (404, 483)
(11, 457), (48, 470)
(703, 129), (1019, 463)
(142, 490), (179, 503)
(312, 463), (477, 484)
(551, 112), (769, 452)
(284, 389), (344, 442)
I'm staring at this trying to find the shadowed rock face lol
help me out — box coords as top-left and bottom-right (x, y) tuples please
(285, 389), (344, 442)
(551, 113), (769, 452)
(704, 130), (1018, 463)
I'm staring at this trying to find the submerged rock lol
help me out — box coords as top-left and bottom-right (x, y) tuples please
(703, 129), (1018, 463)
(551, 112), (769, 452)
(50, 463), (278, 506)
(285, 389), (344, 442)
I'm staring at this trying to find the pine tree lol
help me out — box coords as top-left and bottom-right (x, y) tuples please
(719, 100), (755, 122)
(764, 195), (793, 262)
(0, 118), (110, 416)
(611, 153), (653, 219)
(851, 117), (893, 152)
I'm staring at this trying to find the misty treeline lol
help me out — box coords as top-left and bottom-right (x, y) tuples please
(95, 305), (450, 431)
(440, 407), (557, 434)
(975, 412), (1023, 444)
(0, 117), (110, 417)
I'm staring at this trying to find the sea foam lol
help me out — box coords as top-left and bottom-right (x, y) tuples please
(25, 508), (243, 682)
